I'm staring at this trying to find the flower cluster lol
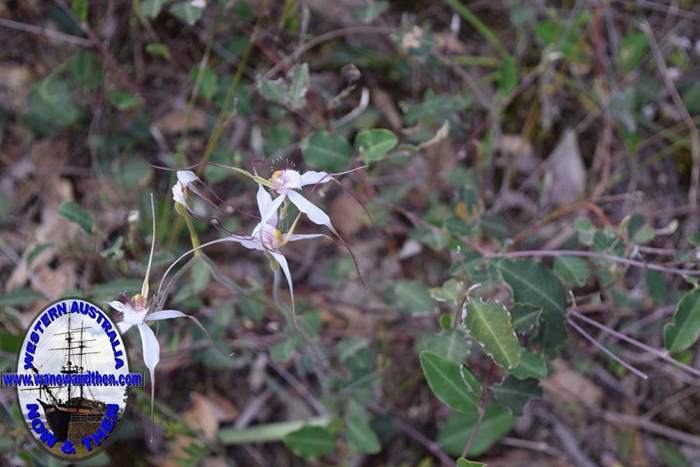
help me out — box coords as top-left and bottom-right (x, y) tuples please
(109, 165), (352, 439)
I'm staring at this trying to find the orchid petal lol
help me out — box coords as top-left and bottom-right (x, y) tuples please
(146, 309), (188, 321)
(225, 234), (260, 250)
(171, 183), (187, 206)
(117, 321), (133, 333)
(286, 190), (337, 234)
(285, 233), (328, 242)
(137, 323), (160, 435)
(107, 300), (132, 314)
(300, 171), (332, 186)
(177, 170), (198, 185)
(256, 184), (278, 226)
(260, 193), (286, 227)
(270, 251), (294, 307)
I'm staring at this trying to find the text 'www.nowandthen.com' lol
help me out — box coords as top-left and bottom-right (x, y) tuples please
(1, 371), (143, 387)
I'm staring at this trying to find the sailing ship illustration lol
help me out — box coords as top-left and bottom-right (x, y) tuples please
(25, 313), (107, 442)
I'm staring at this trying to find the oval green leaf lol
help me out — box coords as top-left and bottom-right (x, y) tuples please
(283, 425), (336, 459)
(355, 129), (398, 163)
(302, 131), (353, 172)
(465, 300), (521, 369)
(419, 351), (480, 413)
(664, 288), (700, 352)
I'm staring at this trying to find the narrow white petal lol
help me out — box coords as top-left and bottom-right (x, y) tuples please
(300, 171), (332, 186)
(260, 193), (286, 227)
(146, 309), (187, 321)
(270, 251), (294, 307)
(226, 234), (260, 250)
(177, 170), (199, 185)
(256, 184), (273, 219)
(117, 321), (133, 333)
(286, 233), (327, 242)
(138, 323), (160, 440)
(172, 183), (187, 207)
(286, 190), (337, 234)
(138, 324), (160, 376)
(107, 300), (133, 314)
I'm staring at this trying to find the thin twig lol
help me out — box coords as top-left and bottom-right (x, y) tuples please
(603, 411), (700, 448)
(569, 309), (700, 379)
(0, 17), (92, 47)
(567, 317), (648, 379)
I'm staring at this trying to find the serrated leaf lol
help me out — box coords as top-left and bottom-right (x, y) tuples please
(496, 260), (567, 357)
(465, 301), (521, 369)
(302, 131), (353, 172)
(509, 350), (548, 380)
(59, 201), (94, 234)
(664, 288), (700, 352)
(554, 256), (590, 287)
(419, 351), (480, 413)
(283, 425), (335, 459)
(355, 129), (398, 163)
(492, 376), (542, 416)
(438, 404), (515, 456)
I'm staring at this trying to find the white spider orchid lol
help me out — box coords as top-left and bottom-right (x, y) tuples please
(259, 169), (337, 234)
(227, 184), (327, 310)
(171, 170), (199, 210)
(108, 194), (213, 437)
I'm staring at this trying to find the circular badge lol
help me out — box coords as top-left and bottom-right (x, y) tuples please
(15, 299), (132, 460)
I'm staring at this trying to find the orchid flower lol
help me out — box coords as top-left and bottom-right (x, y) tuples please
(108, 194), (218, 439)
(171, 170), (199, 211)
(227, 184), (327, 314)
(259, 169), (337, 235)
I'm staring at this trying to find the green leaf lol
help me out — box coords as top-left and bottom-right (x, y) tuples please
(656, 440), (692, 467)
(496, 260), (568, 357)
(416, 329), (471, 364)
(438, 404), (515, 456)
(346, 403), (381, 454)
(355, 129), (398, 163)
(283, 425), (336, 459)
(509, 350), (548, 380)
(72, 0), (88, 21)
(0, 330), (22, 353)
(457, 459), (486, 467)
(664, 288), (700, 352)
(394, 281), (433, 315)
(492, 376), (542, 416)
(169, 1), (204, 25)
(465, 300), (521, 369)
(287, 63), (310, 110)
(145, 43), (171, 60)
(616, 31), (648, 74)
(429, 278), (464, 307)
(419, 351), (480, 413)
(270, 336), (300, 363)
(510, 303), (542, 334)
(302, 131), (353, 172)
(59, 201), (94, 234)
(140, 0), (166, 18)
(554, 256), (590, 288)
(27, 78), (82, 135)
(498, 56), (517, 95)
(109, 90), (140, 111)
(0, 287), (43, 308)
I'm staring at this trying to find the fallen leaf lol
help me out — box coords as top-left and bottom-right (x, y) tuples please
(541, 359), (602, 409)
(544, 129), (586, 206)
(153, 108), (208, 134)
